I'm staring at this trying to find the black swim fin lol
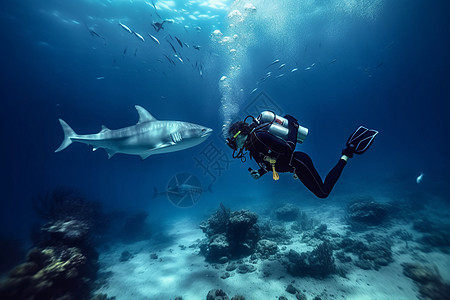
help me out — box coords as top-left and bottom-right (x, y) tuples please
(343, 126), (378, 157)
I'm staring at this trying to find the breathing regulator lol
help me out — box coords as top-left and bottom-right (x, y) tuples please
(226, 111), (309, 162)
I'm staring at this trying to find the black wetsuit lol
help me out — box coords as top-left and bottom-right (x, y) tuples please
(244, 115), (347, 198)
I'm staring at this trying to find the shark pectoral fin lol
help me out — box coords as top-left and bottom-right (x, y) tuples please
(162, 142), (176, 148)
(105, 149), (117, 159)
(135, 105), (157, 124)
(139, 142), (174, 160)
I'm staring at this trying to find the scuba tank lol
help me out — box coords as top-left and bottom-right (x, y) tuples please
(256, 111), (309, 143)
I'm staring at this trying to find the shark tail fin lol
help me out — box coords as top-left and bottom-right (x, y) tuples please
(55, 119), (77, 152)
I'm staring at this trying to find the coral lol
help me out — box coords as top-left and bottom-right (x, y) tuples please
(1, 189), (101, 300)
(236, 264), (256, 274)
(291, 211), (319, 232)
(347, 200), (391, 226)
(208, 234), (230, 260)
(0, 246), (92, 299)
(411, 218), (450, 251)
(285, 283), (298, 294)
(119, 251), (133, 262)
(207, 289), (229, 300)
(42, 219), (90, 245)
(228, 210), (258, 231)
(200, 205), (261, 262)
(255, 239), (278, 258)
(32, 187), (103, 227)
(227, 210), (259, 256)
(296, 293), (307, 300)
(275, 203), (299, 221)
(339, 237), (393, 270)
(259, 221), (291, 244)
(403, 263), (450, 300)
(421, 231), (450, 249)
(200, 203), (230, 238)
(285, 242), (335, 278)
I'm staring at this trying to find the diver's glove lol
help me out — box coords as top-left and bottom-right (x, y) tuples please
(250, 169), (261, 180)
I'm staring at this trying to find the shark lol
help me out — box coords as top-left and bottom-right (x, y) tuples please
(55, 105), (213, 159)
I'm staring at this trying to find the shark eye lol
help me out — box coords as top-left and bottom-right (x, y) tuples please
(202, 129), (206, 132)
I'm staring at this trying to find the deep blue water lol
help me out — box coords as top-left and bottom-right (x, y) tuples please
(1, 0), (449, 252)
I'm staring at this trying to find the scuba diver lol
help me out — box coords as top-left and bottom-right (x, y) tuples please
(226, 111), (378, 198)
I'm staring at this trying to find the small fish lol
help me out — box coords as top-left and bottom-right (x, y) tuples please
(278, 63), (286, 70)
(119, 22), (132, 34)
(152, 21), (166, 32)
(88, 29), (105, 40)
(275, 74), (285, 79)
(328, 58), (337, 64)
(168, 41), (177, 54)
(416, 173), (424, 184)
(183, 42), (190, 48)
(193, 45), (201, 50)
(175, 36), (183, 48)
(174, 54), (183, 63)
(164, 54), (175, 65)
(258, 72), (272, 83)
(266, 59), (280, 68)
(304, 63), (315, 71)
(96, 76), (105, 80)
(291, 68), (298, 72)
(151, 0), (157, 9)
(122, 46), (128, 57)
(250, 88), (258, 94)
(148, 34), (160, 44)
(134, 48), (138, 56)
(133, 31), (145, 42)
(195, 26), (202, 32)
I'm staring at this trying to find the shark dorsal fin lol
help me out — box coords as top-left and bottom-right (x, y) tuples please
(100, 125), (110, 133)
(135, 105), (157, 123)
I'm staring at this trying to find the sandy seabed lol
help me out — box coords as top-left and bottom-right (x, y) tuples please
(94, 202), (450, 300)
